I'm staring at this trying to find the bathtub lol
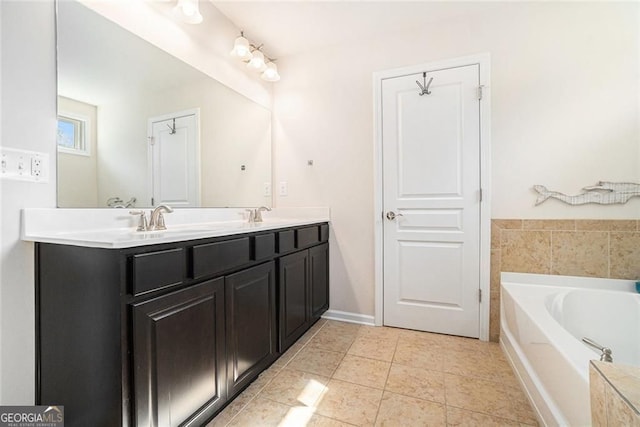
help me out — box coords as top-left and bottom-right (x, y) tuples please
(500, 272), (639, 426)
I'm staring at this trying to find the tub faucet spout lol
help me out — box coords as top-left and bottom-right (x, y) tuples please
(582, 337), (613, 362)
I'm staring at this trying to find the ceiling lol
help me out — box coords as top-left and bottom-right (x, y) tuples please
(211, 1), (501, 59)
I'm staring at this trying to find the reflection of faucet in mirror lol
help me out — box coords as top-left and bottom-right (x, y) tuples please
(107, 197), (137, 208)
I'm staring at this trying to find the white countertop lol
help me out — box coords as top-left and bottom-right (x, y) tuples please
(22, 207), (330, 249)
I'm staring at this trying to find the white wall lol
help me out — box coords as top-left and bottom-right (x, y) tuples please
(273, 2), (640, 317)
(0, 1), (57, 404)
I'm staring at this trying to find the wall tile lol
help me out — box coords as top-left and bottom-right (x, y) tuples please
(551, 231), (608, 277)
(523, 219), (575, 230)
(489, 292), (500, 343)
(589, 363), (607, 427)
(492, 219), (522, 230)
(501, 230), (551, 274)
(491, 223), (501, 249)
(490, 248), (501, 295)
(610, 232), (640, 279)
(606, 385), (640, 427)
(576, 220), (637, 231)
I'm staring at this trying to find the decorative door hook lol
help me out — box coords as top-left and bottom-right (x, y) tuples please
(167, 118), (177, 134)
(416, 72), (433, 96)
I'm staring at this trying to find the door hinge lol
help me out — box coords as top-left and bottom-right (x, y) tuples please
(477, 85), (484, 101)
(148, 136), (155, 146)
(479, 188), (483, 202)
(151, 197), (155, 206)
(479, 289), (482, 303)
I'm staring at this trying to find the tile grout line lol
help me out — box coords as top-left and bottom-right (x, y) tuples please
(371, 334), (400, 426)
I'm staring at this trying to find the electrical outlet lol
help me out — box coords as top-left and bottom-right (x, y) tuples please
(31, 158), (43, 177)
(0, 147), (49, 182)
(263, 182), (272, 197)
(279, 181), (288, 196)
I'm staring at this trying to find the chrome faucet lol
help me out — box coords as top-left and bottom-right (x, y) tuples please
(254, 206), (271, 222)
(582, 337), (613, 362)
(129, 204), (173, 231)
(149, 204), (174, 230)
(245, 206), (271, 223)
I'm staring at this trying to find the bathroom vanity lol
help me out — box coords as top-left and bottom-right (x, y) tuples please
(25, 209), (329, 427)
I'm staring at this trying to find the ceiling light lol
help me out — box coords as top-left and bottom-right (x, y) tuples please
(230, 32), (280, 82)
(230, 33), (253, 61)
(261, 62), (280, 82)
(173, 0), (203, 25)
(247, 50), (267, 72)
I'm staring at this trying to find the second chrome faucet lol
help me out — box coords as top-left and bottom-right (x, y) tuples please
(246, 206), (271, 223)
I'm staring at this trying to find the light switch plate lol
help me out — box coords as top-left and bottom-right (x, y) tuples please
(279, 181), (288, 196)
(1, 147), (50, 182)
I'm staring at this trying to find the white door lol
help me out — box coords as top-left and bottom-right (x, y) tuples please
(382, 64), (481, 338)
(149, 110), (200, 207)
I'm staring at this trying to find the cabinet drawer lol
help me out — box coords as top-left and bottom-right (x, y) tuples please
(192, 237), (251, 279)
(131, 248), (185, 296)
(277, 230), (295, 254)
(296, 226), (320, 249)
(253, 233), (276, 261)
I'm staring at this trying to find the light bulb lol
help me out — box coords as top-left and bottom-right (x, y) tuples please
(261, 62), (280, 82)
(230, 35), (253, 61)
(173, 0), (203, 24)
(247, 50), (266, 72)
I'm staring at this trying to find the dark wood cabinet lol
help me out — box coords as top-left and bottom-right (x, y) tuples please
(278, 242), (330, 352)
(35, 222), (329, 426)
(226, 262), (277, 397)
(278, 250), (310, 351)
(310, 243), (330, 322)
(132, 277), (226, 427)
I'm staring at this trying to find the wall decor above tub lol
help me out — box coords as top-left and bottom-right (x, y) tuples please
(533, 181), (640, 205)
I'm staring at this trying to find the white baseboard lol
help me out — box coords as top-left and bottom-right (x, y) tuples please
(321, 309), (375, 326)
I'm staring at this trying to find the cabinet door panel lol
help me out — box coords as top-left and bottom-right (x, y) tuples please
(226, 262), (277, 397)
(133, 278), (226, 427)
(309, 243), (330, 321)
(278, 250), (309, 352)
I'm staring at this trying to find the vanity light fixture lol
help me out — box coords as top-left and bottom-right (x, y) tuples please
(231, 32), (281, 82)
(173, 0), (203, 25)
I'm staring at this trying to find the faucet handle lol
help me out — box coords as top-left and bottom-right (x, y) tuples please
(246, 209), (256, 223)
(129, 210), (148, 232)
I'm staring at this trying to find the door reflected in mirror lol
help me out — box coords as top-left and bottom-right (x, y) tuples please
(56, 0), (272, 208)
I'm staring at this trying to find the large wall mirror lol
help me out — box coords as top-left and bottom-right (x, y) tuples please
(56, 0), (272, 208)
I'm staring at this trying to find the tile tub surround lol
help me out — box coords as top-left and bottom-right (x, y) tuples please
(207, 320), (538, 426)
(590, 361), (640, 426)
(490, 219), (640, 342)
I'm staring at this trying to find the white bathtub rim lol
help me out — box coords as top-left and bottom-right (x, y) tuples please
(501, 272), (636, 293)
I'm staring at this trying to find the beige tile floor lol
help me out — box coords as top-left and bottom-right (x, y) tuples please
(208, 319), (539, 426)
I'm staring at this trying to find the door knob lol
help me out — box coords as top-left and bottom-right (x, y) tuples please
(386, 211), (404, 220)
